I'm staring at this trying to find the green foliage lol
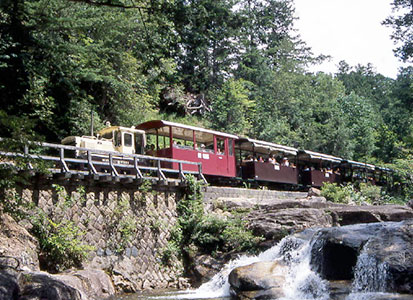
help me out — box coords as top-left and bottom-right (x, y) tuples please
(321, 181), (402, 205)
(358, 182), (382, 204)
(321, 182), (353, 204)
(166, 175), (262, 265)
(383, 0), (413, 62)
(208, 78), (254, 135)
(193, 214), (263, 254)
(386, 151), (413, 201)
(30, 208), (94, 273)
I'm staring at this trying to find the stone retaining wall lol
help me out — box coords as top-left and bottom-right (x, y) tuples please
(203, 186), (308, 203)
(17, 180), (186, 292)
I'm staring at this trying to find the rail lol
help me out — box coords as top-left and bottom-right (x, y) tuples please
(0, 139), (207, 184)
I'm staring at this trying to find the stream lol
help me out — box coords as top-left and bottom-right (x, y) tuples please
(109, 230), (413, 300)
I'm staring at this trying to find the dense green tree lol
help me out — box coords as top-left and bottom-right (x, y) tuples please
(383, 0), (413, 62)
(208, 78), (254, 135)
(173, 0), (240, 93)
(338, 92), (377, 161)
(0, 0), (178, 141)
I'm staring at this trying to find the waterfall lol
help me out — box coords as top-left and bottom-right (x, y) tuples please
(352, 252), (389, 293)
(188, 235), (329, 300)
(344, 242), (392, 300)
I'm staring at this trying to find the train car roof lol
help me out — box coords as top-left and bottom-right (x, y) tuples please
(341, 159), (376, 170)
(136, 120), (239, 141)
(298, 150), (342, 163)
(236, 137), (298, 155)
(98, 126), (145, 135)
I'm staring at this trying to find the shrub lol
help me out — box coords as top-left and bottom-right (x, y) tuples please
(31, 209), (94, 273)
(168, 175), (263, 262)
(321, 182), (352, 204)
(358, 182), (382, 204)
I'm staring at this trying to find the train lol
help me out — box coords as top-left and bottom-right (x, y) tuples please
(62, 120), (392, 189)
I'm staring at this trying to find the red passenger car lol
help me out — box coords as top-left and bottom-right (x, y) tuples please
(136, 120), (237, 177)
(297, 150), (342, 187)
(235, 138), (299, 185)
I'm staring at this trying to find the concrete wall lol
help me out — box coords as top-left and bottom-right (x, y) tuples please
(18, 179), (186, 292)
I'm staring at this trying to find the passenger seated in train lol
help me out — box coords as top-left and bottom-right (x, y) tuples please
(243, 155), (253, 162)
(146, 144), (155, 156)
(281, 157), (289, 167)
(268, 154), (279, 165)
(258, 156), (264, 162)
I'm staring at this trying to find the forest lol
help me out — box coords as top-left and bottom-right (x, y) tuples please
(0, 0), (412, 197)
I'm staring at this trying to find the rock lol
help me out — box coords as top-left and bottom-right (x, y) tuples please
(0, 270), (19, 300)
(18, 269), (115, 300)
(54, 269), (115, 300)
(191, 254), (229, 285)
(310, 220), (413, 294)
(248, 208), (333, 241)
(329, 205), (413, 226)
(245, 203), (413, 246)
(407, 199), (413, 209)
(307, 187), (322, 197)
(228, 261), (287, 292)
(0, 214), (39, 271)
(18, 271), (84, 300)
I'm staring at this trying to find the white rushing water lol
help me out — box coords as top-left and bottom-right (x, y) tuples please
(345, 241), (392, 300)
(147, 228), (408, 300)
(183, 235), (329, 300)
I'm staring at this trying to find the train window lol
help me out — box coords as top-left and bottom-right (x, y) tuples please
(228, 139), (234, 156)
(114, 131), (121, 147)
(216, 137), (225, 155)
(102, 131), (113, 139)
(124, 133), (133, 147)
(135, 134), (144, 154)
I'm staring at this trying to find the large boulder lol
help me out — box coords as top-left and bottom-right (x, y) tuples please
(310, 220), (413, 294)
(228, 261), (286, 299)
(18, 272), (84, 300)
(18, 269), (115, 300)
(0, 270), (19, 300)
(0, 214), (39, 271)
(246, 203), (413, 246)
(248, 208), (333, 241)
(329, 205), (413, 226)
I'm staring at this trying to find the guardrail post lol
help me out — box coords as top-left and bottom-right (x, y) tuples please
(87, 151), (98, 175)
(134, 157), (143, 179)
(178, 162), (185, 181)
(23, 144), (34, 170)
(109, 153), (119, 177)
(198, 163), (207, 183)
(60, 148), (70, 172)
(157, 159), (167, 181)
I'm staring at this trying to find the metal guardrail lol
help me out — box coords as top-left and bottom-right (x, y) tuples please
(0, 140), (207, 184)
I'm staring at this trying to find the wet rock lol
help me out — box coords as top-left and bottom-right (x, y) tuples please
(228, 261), (286, 293)
(310, 220), (413, 294)
(191, 254), (229, 285)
